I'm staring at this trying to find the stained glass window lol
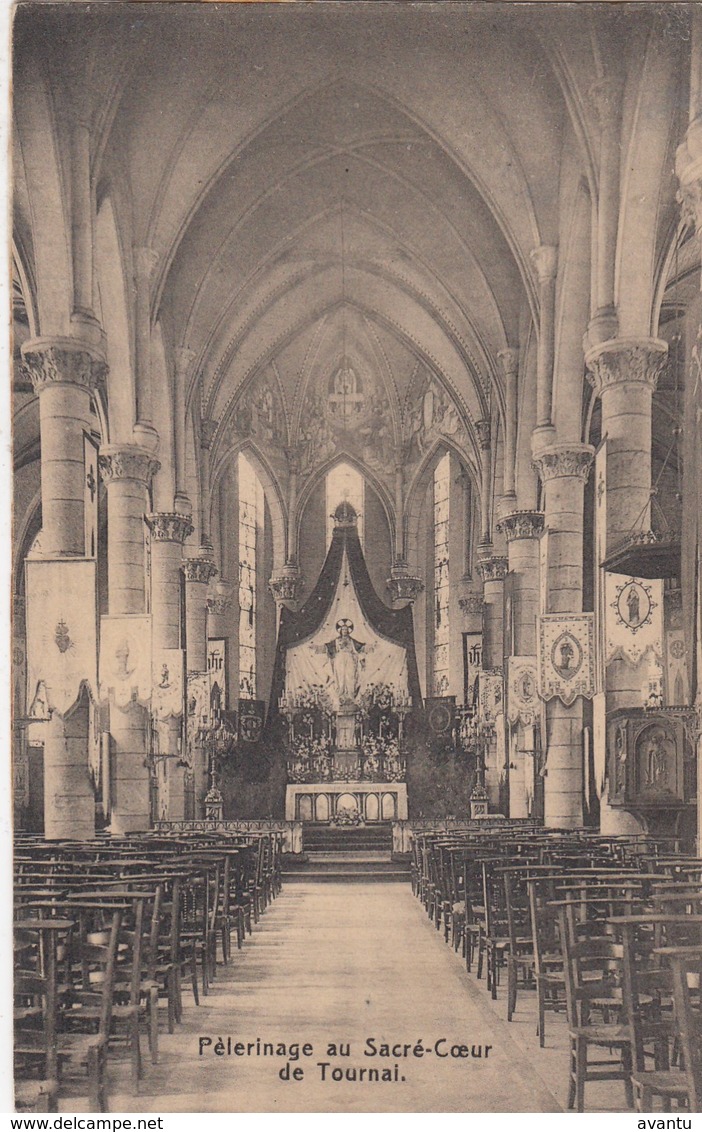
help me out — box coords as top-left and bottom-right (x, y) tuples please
(325, 461), (364, 547)
(433, 451), (451, 696)
(238, 452), (263, 699)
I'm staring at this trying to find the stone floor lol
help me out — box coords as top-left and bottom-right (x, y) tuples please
(62, 882), (635, 1113)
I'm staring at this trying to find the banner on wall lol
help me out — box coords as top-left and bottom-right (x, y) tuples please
(604, 573), (663, 666)
(479, 670), (503, 724)
(507, 656), (539, 725)
(538, 613), (595, 707)
(462, 633), (482, 713)
(238, 698), (266, 744)
(100, 615), (152, 709)
(25, 559), (98, 716)
(152, 649), (184, 721)
(208, 638), (228, 711)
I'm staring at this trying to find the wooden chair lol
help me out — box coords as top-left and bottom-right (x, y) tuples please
(666, 947), (702, 1111)
(56, 909), (123, 1112)
(13, 919), (72, 1112)
(558, 902), (633, 1112)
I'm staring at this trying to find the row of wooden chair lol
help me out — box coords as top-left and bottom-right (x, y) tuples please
(14, 830), (283, 1111)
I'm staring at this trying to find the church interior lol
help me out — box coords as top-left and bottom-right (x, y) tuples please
(10, 2), (702, 1114)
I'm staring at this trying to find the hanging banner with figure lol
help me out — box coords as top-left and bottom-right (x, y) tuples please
(604, 573), (663, 666)
(100, 615), (152, 709)
(152, 649), (184, 720)
(507, 656), (539, 725)
(25, 559), (98, 717)
(538, 613), (595, 707)
(479, 670), (503, 723)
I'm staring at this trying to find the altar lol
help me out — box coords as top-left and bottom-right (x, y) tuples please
(270, 501), (421, 824)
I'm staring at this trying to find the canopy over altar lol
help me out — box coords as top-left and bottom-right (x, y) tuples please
(269, 502), (420, 823)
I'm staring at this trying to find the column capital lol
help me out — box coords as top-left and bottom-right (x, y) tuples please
(530, 245), (558, 283)
(207, 579), (234, 616)
(496, 509), (545, 542)
(268, 564), (303, 607)
(182, 555), (218, 586)
(99, 445), (161, 486)
(145, 511), (194, 544)
(585, 337), (668, 395)
(21, 337), (107, 394)
(476, 555), (508, 583)
(459, 592), (485, 616)
(497, 347), (519, 378)
(532, 443), (595, 485)
(386, 559), (424, 604)
(475, 418), (491, 450)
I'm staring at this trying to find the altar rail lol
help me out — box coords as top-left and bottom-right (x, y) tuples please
(154, 819), (303, 854)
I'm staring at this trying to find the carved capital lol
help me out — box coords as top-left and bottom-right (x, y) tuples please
(200, 419), (218, 450)
(99, 445), (160, 486)
(475, 419), (491, 450)
(585, 337), (668, 395)
(268, 565), (303, 606)
(497, 347), (519, 379)
(496, 510), (545, 542)
(207, 580), (234, 617)
(530, 245), (557, 284)
(145, 512), (194, 544)
(532, 444), (594, 485)
(182, 555), (218, 586)
(476, 556), (508, 583)
(459, 593), (485, 616)
(21, 337), (107, 394)
(386, 560), (424, 604)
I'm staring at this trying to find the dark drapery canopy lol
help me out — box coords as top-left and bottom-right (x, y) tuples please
(267, 512), (422, 731)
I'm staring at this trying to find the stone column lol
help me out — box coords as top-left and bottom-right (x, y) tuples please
(100, 446), (160, 833)
(531, 246), (558, 445)
(499, 348), (519, 507)
(199, 420), (217, 551)
(589, 78), (623, 345)
(145, 512), (194, 819)
(134, 248), (158, 429)
(476, 419), (492, 547)
(496, 510), (544, 818)
(183, 552), (218, 815)
(476, 554), (507, 808)
(533, 444), (594, 828)
(585, 338), (667, 547)
(174, 348), (195, 515)
(21, 338), (106, 839)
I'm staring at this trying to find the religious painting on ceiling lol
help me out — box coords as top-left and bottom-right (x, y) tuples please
(402, 368), (469, 469)
(296, 356), (396, 477)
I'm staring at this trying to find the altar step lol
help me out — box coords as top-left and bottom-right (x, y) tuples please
(302, 821), (393, 854)
(283, 851), (410, 884)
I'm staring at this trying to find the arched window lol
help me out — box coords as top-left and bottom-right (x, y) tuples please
(325, 461), (364, 547)
(433, 451), (451, 695)
(238, 451), (263, 698)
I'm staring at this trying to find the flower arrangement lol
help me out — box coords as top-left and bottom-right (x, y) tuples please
(331, 803), (363, 826)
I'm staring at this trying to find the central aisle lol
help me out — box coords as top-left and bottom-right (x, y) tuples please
(112, 883), (563, 1113)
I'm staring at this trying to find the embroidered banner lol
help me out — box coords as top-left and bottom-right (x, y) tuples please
(185, 671), (211, 768)
(152, 649), (184, 721)
(462, 632), (482, 712)
(479, 670), (503, 723)
(604, 573), (663, 666)
(425, 696), (456, 738)
(238, 698), (266, 744)
(507, 656), (539, 725)
(208, 638), (227, 711)
(25, 559), (98, 716)
(100, 615), (152, 709)
(538, 613), (595, 707)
